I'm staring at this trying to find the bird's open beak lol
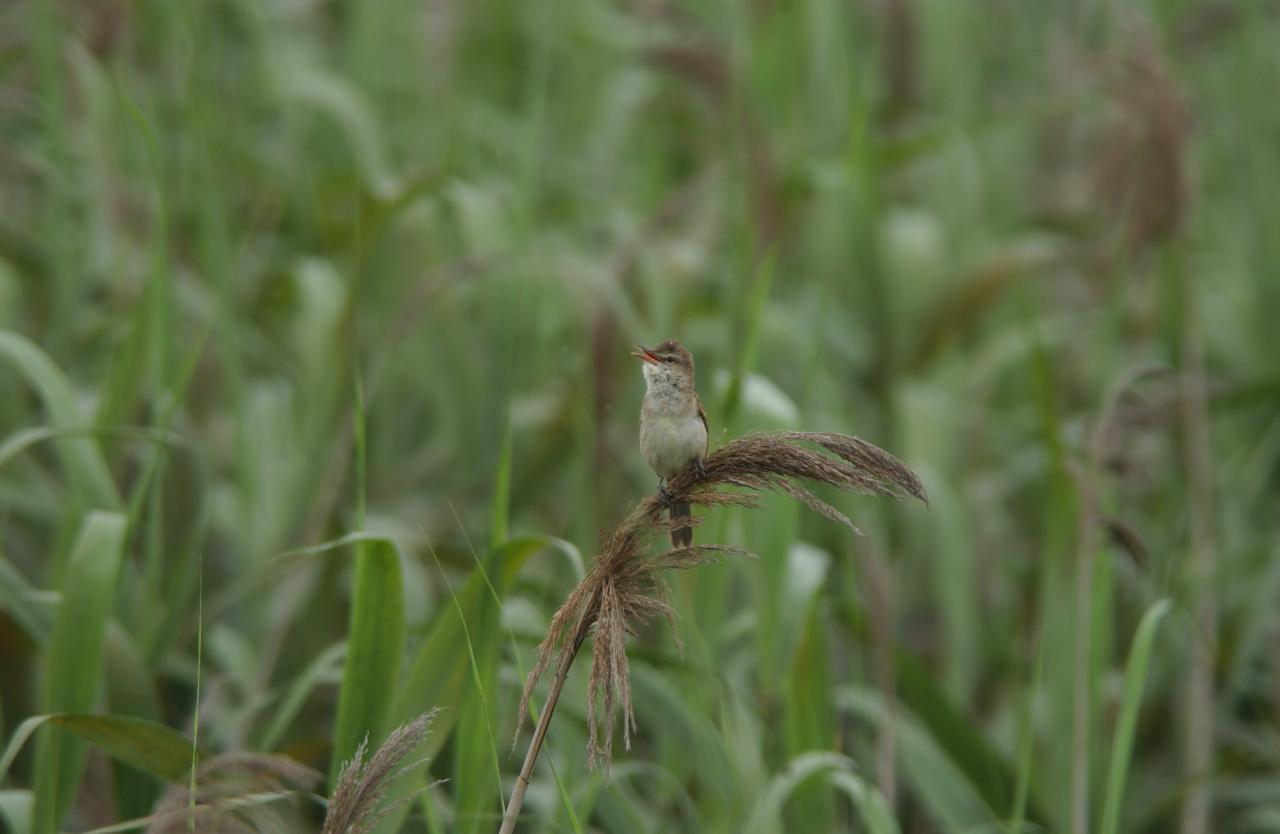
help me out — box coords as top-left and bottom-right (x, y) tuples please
(630, 345), (660, 364)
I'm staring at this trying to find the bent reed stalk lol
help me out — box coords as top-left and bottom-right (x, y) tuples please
(499, 431), (926, 834)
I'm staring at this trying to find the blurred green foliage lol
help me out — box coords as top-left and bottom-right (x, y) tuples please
(1, 0), (1279, 832)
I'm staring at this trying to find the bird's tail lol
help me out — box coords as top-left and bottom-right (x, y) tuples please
(670, 501), (693, 547)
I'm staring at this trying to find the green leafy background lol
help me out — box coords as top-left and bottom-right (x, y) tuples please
(1, 1), (1277, 832)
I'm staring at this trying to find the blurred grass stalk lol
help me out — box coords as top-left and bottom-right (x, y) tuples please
(1174, 246), (1218, 834)
(1069, 365), (1162, 834)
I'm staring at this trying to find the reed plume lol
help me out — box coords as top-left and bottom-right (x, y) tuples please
(500, 431), (925, 833)
(1093, 21), (1192, 252)
(321, 710), (438, 834)
(143, 712), (437, 834)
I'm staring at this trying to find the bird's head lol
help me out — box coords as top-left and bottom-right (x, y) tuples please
(631, 340), (695, 390)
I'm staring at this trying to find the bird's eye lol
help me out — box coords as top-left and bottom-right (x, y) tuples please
(664, 357), (674, 364)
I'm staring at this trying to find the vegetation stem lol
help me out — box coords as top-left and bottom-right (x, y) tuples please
(499, 619), (590, 834)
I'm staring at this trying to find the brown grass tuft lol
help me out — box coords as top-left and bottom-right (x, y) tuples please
(144, 702), (436, 834)
(515, 430), (926, 771)
(146, 753), (322, 834)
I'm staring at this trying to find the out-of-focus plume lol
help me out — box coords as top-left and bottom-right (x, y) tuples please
(146, 754), (322, 834)
(1092, 22), (1193, 251)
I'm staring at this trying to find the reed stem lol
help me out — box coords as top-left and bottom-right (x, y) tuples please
(498, 616), (590, 834)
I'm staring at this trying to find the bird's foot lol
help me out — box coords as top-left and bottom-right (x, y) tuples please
(694, 456), (708, 480)
(657, 480), (675, 509)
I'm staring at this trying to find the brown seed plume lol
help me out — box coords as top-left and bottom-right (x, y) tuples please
(1093, 22), (1192, 251)
(145, 712), (439, 834)
(515, 430), (926, 771)
(146, 753), (322, 834)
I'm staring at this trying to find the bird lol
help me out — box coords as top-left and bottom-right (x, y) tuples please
(632, 340), (708, 547)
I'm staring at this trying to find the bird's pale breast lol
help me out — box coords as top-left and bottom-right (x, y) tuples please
(640, 397), (707, 479)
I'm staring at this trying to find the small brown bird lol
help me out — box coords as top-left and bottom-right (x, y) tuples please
(632, 340), (708, 547)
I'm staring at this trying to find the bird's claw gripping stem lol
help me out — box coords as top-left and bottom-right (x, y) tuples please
(694, 457), (708, 479)
(657, 480), (675, 509)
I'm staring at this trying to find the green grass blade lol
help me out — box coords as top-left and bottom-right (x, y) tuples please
(31, 510), (127, 834)
(721, 250), (776, 428)
(389, 537), (543, 735)
(829, 771), (901, 834)
(895, 649), (1033, 822)
(103, 624), (166, 819)
(49, 715), (195, 781)
(418, 787), (447, 834)
(631, 665), (739, 803)
(838, 686), (1001, 832)
(463, 532), (586, 834)
(0, 426), (186, 475)
(260, 642), (346, 752)
(373, 537), (543, 834)
(783, 599), (835, 830)
(581, 761), (700, 832)
(0, 333), (122, 513)
(0, 714), (196, 786)
(330, 538), (404, 785)
(840, 609), (1040, 825)
(593, 781), (652, 834)
(440, 542), (505, 834)
(188, 555), (204, 826)
(1099, 599), (1172, 834)
(0, 548), (53, 644)
(103, 626), (162, 726)
(0, 789), (33, 834)
(1009, 626), (1047, 834)
(353, 367), (367, 526)
(489, 420), (512, 551)
(0, 717), (45, 785)
(742, 752), (856, 834)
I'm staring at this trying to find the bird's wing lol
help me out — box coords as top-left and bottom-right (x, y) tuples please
(695, 391), (709, 456)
